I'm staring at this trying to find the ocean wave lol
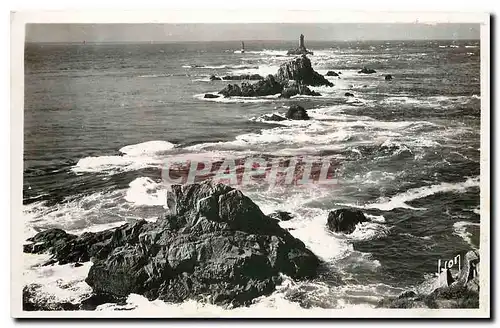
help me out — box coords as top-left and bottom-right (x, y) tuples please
(125, 177), (168, 207)
(453, 221), (480, 248)
(23, 253), (93, 306)
(340, 176), (480, 211)
(72, 141), (176, 174)
(183, 64), (259, 69)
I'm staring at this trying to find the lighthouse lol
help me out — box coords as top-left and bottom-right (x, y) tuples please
(287, 33), (313, 56)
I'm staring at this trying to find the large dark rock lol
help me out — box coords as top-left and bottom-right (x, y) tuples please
(378, 250), (480, 309)
(344, 92), (355, 97)
(358, 67), (377, 74)
(24, 182), (320, 307)
(276, 55), (333, 87)
(285, 105), (310, 120)
(326, 209), (367, 234)
(385, 74), (393, 80)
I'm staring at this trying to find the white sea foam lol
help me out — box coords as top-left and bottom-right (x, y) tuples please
(23, 253), (93, 306)
(125, 177), (169, 207)
(72, 140), (176, 174)
(453, 221), (480, 248)
(119, 140), (176, 156)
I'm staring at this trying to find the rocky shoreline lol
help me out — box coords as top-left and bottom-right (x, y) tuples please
(23, 182), (480, 310)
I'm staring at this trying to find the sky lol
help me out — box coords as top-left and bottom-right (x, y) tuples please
(25, 23), (480, 43)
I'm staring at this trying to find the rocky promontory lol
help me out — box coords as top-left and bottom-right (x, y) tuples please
(218, 55), (332, 98)
(23, 182), (320, 310)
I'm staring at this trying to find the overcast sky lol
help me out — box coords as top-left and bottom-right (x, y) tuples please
(26, 23), (480, 43)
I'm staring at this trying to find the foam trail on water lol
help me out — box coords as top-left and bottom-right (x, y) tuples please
(339, 176), (480, 211)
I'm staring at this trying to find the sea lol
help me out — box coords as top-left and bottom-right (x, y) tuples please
(23, 39), (481, 314)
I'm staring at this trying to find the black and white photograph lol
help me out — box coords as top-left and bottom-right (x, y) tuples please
(11, 11), (490, 318)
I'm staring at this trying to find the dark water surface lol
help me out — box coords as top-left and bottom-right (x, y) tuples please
(23, 40), (481, 308)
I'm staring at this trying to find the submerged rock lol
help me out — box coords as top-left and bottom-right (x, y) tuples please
(204, 93), (220, 99)
(209, 75), (222, 81)
(285, 105), (310, 120)
(269, 211), (294, 222)
(378, 250), (480, 309)
(358, 67), (377, 74)
(24, 182), (320, 308)
(326, 209), (367, 234)
(326, 71), (339, 77)
(344, 92), (355, 97)
(258, 113), (288, 122)
(385, 74), (393, 80)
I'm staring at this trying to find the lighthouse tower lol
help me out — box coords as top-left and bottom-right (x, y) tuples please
(299, 34), (305, 49)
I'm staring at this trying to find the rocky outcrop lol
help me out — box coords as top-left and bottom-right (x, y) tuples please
(326, 209), (367, 234)
(275, 56), (333, 87)
(378, 250), (480, 309)
(24, 182), (320, 308)
(209, 75), (222, 81)
(385, 74), (393, 80)
(358, 67), (377, 74)
(219, 75), (283, 97)
(326, 71), (339, 77)
(344, 92), (355, 97)
(218, 56), (330, 98)
(285, 105), (310, 120)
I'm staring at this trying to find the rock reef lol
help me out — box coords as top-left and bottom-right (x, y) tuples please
(23, 182), (320, 309)
(218, 55), (332, 98)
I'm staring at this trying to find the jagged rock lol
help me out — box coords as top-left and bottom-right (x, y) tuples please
(385, 74), (393, 80)
(204, 94), (220, 99)
(326, 209), (367, 234)
(345, 92), (355, 97)
(269, 211), (294, 222)
(209, 75), (222, 81)
(219, 75), (283, 97)
(378, 250), (480, 309)
(24, 182), (320, 307)
(276, 55), (333, 87)
(285, 105), (310, 120)
(222, 74), (264, 81)
(358, 67), (377, 74)
(326, 71), (339, 77)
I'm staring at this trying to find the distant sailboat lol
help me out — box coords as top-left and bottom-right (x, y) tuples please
(241, 41), (245, 53)
(83, 40), (86, 45)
